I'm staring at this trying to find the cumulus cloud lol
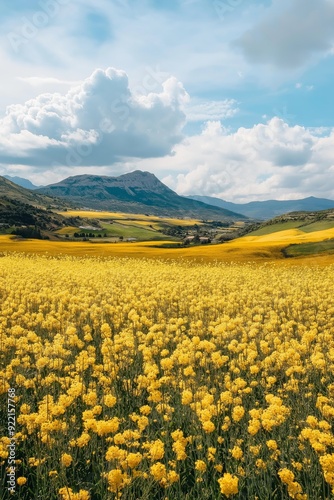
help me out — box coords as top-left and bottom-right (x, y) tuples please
(0, 67), (189, 168)
(135, 118), (334, 202)
(3, 113), (334, 202)
(185, 99), (239, 121)
(17, 77), (82, 87)
(236, 0), (334, 68)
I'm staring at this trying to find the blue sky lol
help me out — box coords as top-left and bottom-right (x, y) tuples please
(0, 0), (334, 202)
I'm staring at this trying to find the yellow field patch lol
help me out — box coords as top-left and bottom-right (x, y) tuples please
(240, 227), (334, 246)
(58, 210), (202, 226)
(58, 210), (135, 219)
(55, 226), (78, 235)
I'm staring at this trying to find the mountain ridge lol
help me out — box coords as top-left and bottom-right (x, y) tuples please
(37, 171), (247, 220)
(0, 175), (66, 208)
(3, 175), (40, 190)
(188, 194), (334, 220)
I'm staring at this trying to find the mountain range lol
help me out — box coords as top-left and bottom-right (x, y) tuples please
(2, 171), (334, 221)
(36, 171), (245, 220)
(3, 175), (40, 190)
(188, 195), (334, 220)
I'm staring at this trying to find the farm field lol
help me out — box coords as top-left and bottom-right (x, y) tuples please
(55, 223), (174, 242)
(58, 211), (203, 227)
(51, 211), (211, 243)
(1, 253), (334, 499)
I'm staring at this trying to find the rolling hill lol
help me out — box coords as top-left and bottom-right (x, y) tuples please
(0, 197), (81, 231)
(37, 171), (246, 220)
(0, 175), (68, 208)
(188, 195), (334, 220)
(0, 176), (78, 231)
(242, 207), (334, 237)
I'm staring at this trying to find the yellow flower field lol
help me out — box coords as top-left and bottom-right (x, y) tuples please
(58, 211), (202, 227)
(1, 253), (334, 498)
(2, 223), (334, 264)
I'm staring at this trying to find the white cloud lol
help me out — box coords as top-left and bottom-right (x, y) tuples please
(236, 0), (334, 69)
(3, 115), (334, 202)
(131, 118), (334, 203)
(0, 67), (189, 168)
(17, 77), (81, 87)
(185, 99), (239, 122)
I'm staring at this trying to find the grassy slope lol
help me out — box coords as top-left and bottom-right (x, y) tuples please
(248, 221), (305, 236)
(248, 218), (334, 237)
(284, 239), (334, 257)
(297, 220), (334, 233)
(99, 222), (174, 241)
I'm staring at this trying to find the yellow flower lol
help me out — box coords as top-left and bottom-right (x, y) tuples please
(181, 389), (193, 405)
(172, 440), (187, 461)
(77, 491), (90, 500)
(20, 404), (30, 414)
(232, 405), (245, 422)
(59, 487), (90, 500)
(137, 415), (149, 432)
(183, 366), (196, 377)
(105, 446), (127, 462)
(77, 433), (91, 447)
(230, 445), (243, 460)
(208, 447), (216, 462)
(195, 460), (207, 472)
(95, 418), (120, 436)
(28, 457), (46, 467)
(126, 452), (142, 469)
(82, 391), (97, 406)
(61, 453), (73, 467)
(250, 445), (261, 456)
(148, 390), (162, 403)
(266, 440), (278, 451)
(104, 394), (117, 408)
(291, 461), (303, 471)
(202, 420), (215, 433)
(107, 469), (128, 492)
(171, 430), (188, 460)
(160, 358), (174, 370)
(319, 454), (334, 489)
(148, 439), (165, 460)
(278, 468), (295, 485)
(150, 462), (167, 482)
(139, 405), (151, 415)
(17, 477), (27, 486)
(167, 470), (180, 485)
(248, 419), (261, 435)
(256, 459), (266, 470)
(218, 473), (239, 497)
(59, 487), (74, 500)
